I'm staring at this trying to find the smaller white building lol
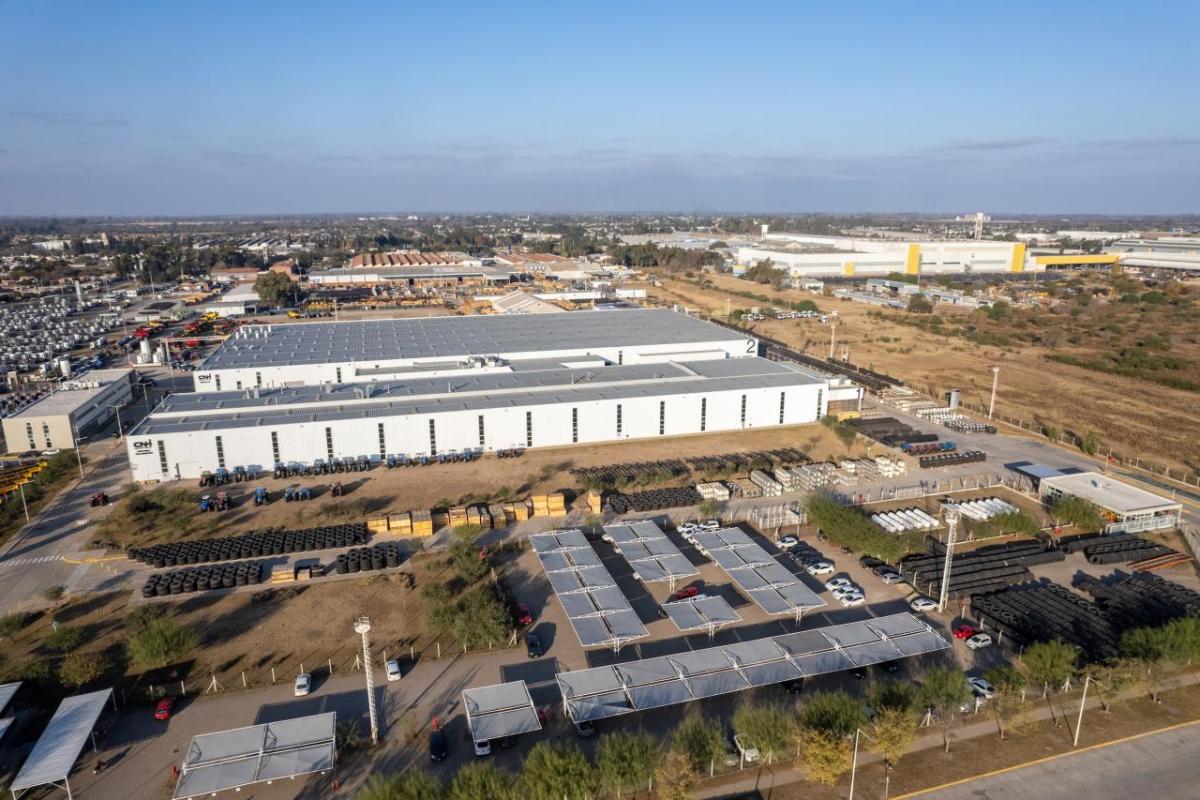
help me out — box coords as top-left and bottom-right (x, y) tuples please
(1039, 472), (1182, 534)
(2, 368), (134, 453)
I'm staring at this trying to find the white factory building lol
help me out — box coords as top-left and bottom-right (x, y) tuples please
(128, 309), (859, 481)
(736, 233), (1037, 279)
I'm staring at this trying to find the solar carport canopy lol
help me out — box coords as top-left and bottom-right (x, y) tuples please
(662, 594), (742, 634)
(0, 681), (19, 716)
(530, 530), (648, 650)
(558, 613), (948, 723)
(10, 688), (111, 797)
(691, 527), (825, 617)
(463, 681), (542, 743)
(174, 713), (336, 799)
(603, 520), (699, 585)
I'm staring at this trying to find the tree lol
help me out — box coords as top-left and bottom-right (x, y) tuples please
(654, 749), (698, 800)
(450, 539), (489, 583)
(732, 701), (796, 765)
(1161, 616), (1200, 665)
(449, 762), (516, 800)
(1084, 659), (1141, 713)
(867, 682), (918, 768)
(918, 667), (972, 752)
(907, 294), (934, 314)
(672, 712), (725, 776)
(1050, 495), (1104, 532)
(597, 730), (658, 798)
(451, 585), (511, 647)
(801, 690), (864, 737)
(127, 617), (197, 669)
(357, 768), (442, 800)
(983, 665), (1029, 739)
(1079, 430), (1101, 456)
(253, 271), (296, 307)
(797, 729), (852, 786)
(520, 741), (597, 800)
(1024, 640), (1078, 698)
(57, 651), (108, 689)
(44, 625), (85, 653)
(795, 691), (864, 785)
(696, 499), (720, 520)
(0, 612), (30, 643)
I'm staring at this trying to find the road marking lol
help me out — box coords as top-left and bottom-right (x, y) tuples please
(889, 717), (1200, 800)
(0, 554), (64, 568)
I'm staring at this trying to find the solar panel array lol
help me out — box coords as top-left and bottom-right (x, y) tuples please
(557, 613), (949, 723)
(462, 681), (543, 743)
(603, 520), (699, 586)
(661, 594), (742, 635)
(529, 530), (649, 650)
(691, 527), (825, 617)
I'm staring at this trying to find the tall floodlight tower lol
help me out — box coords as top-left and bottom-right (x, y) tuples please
(354, 616), (380, 744)
(988, 366), (1000, 419)
(938, 511), (959, 613)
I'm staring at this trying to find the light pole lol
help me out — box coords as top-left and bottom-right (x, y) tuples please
(1073, 675), (1103, 747)
(18, 481), (30, 523)
(938, 510), (959, 613)
(107, 404), (125, 439)
(988, 366), (1000, 419)
(848, 727), (874, 800)
(70, 424), (87, 479)
(354, 616), (380, 744)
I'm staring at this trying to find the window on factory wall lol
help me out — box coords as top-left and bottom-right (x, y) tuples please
(659, 401), (666, 435)
(325, 427), (334, 460)
(25, 422), (35, 450)
(618, 350), (624, 365)
(215, 435), (225, 469)
(256, 372), (262, 388)
(42, 422), (51, 449)
(378, 423), (386, 458)
(271, 431), (280, 464)
(779, 391), (786, 424)
(478, 415), (485, 448)
(215, 375), (221, 391)
(700, 397), (707, 432)
(157, 440), (169, 476)
(616, 403), (623, 435)
(336, 367), (342, 383)
(815, 389), (824, 420)
(525, 411), (533, 448)
(572, 407), (579, 443)
(740, 394), (747, 427)
(428, 419), (437, 456)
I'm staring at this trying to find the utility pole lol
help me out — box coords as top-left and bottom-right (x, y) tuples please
(848, 727), (874, 800)
(354, 616), (380, 744)
(107, 404), (124, 439)
(988, 366), (1000, 419)
(828, 319), (837, 360)
(1073, 675), (1102, 747)
(938, 510), (959, 613)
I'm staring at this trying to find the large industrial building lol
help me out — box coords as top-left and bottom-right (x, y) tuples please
(3, 368), (134, 453)
(128, 309), (858, 481)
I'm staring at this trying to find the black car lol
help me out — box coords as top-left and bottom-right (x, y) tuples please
(850, 666), (867, 679)
(781, 678), (805, 694)
(860, 556), (884, 570)
(429, 728), (448, 762)
(526, 633), (543, 658)
(574, 720), (596, 738)
(879, 661), (900, 674)
(497, 735), (517, 750)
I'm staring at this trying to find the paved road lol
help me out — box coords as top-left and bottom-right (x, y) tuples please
(912, 721), (1200, 800)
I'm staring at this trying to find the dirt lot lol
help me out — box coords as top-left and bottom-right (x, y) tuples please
(647, 272), (1200, 474)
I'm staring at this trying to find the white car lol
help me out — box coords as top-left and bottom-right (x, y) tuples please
(473, 738), (492, 757)
(776, 536), (799, 549)
(294, 673), (312, 697)
(967, 677), (995, 699)
(806, 561), (835, 576)
(733, 733), (759, 763)
(965, 633), (993, 651)
(830, 584), (861, 598)
(825, 577), (854, 592)
(385, 659), (402, 682)
(838, 593), (866, 607)
(698, 520), (721, 531)
(909, 597), (938, 613)
(678, 523), (698, 534)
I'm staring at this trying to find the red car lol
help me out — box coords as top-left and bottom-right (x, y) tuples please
(952, 625), (977, 640)
(515, 603), (533, 626)
(154, 696), (176, 720)
(671, 586), (702, 602)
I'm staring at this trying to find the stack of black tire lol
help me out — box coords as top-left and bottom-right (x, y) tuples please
(141, 561), (265, 598)
(900, 538), (1064, 599)
(918, 450), (986, 469)
(604, 486), (703, 514)
(128, 523), (370, 567)
(883, 432), (939, 446)
(1054, 531), (1134, 553)
(843, 416), (919, 445)
(334, 543), (404, 574)
(1083, 537), (1177, 565)
(971, 582), (1120, 662)
(1075, 571), (1200, 631)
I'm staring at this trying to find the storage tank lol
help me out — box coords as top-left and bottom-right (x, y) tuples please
(947, 389), (960, 409)
(139, 338), (152, 360)
(58, 357), (72, 378)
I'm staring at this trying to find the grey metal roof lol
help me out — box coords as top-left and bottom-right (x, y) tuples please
(11, 688), (111, 792)
(557, 613), (949, 723)
(529, 530), (648, 650)
(462, 681), (542, 743)
(603, 520), (700, 585)
(174, 713), (336, 799)
(691, 527), (825, 617)
(662, 595), (742, 634)
(134, 358), (817, 436)
(0, 681), (19, 716)
(200, 308), (745, 370)
(10, 369), (132, 419)
(310, 264), (516, 280)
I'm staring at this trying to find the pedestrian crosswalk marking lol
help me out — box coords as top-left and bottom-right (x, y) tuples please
(0, 554), (64, 568)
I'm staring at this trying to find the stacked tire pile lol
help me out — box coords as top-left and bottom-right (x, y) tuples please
(604, 487), (703, 514)
(141, 561), (265, 598)
(900, 538), (1064, 599)
(1054, 532), (1134, 553)
(1083, 537), (1177, 565)
(918, 450), (986, 469)
(1075, 572), (1200, 631)
(334, 543), (404, 574)
(128, 523), (370, 567)
(884, 432), (939, 446)
(943, 419), (997, 434)
(971, 582), (1119, 662)
(844, 417), (919, 445)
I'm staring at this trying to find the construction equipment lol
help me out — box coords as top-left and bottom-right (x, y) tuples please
(331, 481), (344, 497)
(199, 471), (213, 487)
(199, 494), (214, 512)
(89, 492), (110, 507)
(253, 487), (268, 506)
(214, 491), (230, 511)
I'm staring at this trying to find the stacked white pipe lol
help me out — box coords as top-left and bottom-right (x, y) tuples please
(941, 497), (1018, 521)
(871, 507), (941, 533)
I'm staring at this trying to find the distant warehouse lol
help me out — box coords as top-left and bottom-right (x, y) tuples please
(129, 310), (859, 481)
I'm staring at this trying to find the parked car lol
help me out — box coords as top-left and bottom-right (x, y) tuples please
(473, 738), (492, 757)
(878, 570), (905, 585)
(698, 519), (720, 530)
(776, 536), (800, 549)
(831, 584), (862, 599)
(825, 577), (855, 592)
(574, 720), (596, 739)
(860, 556), (884, 570)
(154, 696), (176, 720)
(966, 633), (993, 651)
(806, 561), (835, 576)
(670, 586), (703, 602)
(514, 603), (533, 626)
(952, 624), (978, 640)
(968, 676), (996, 699)
(838, 593), (866, 607)
(385, 659), (402, 682)
(733, 733), (759, 763)
(781, 678), (805, 694)
(910, 597), (938, 613)
(879, 661), (900, 674)
(526, 633), (543, 658)
(294, 673), (312, 697)
(429, 728), (448, 762)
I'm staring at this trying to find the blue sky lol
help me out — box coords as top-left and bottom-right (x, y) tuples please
(1, 1), (1197, 215)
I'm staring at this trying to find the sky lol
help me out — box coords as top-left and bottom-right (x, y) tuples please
(1, 1), (1198, 216)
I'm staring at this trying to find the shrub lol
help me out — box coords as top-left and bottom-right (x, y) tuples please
(58, 651), (108, 689)
(44, 624), (85, 653)
(127, 617), (197, 669)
